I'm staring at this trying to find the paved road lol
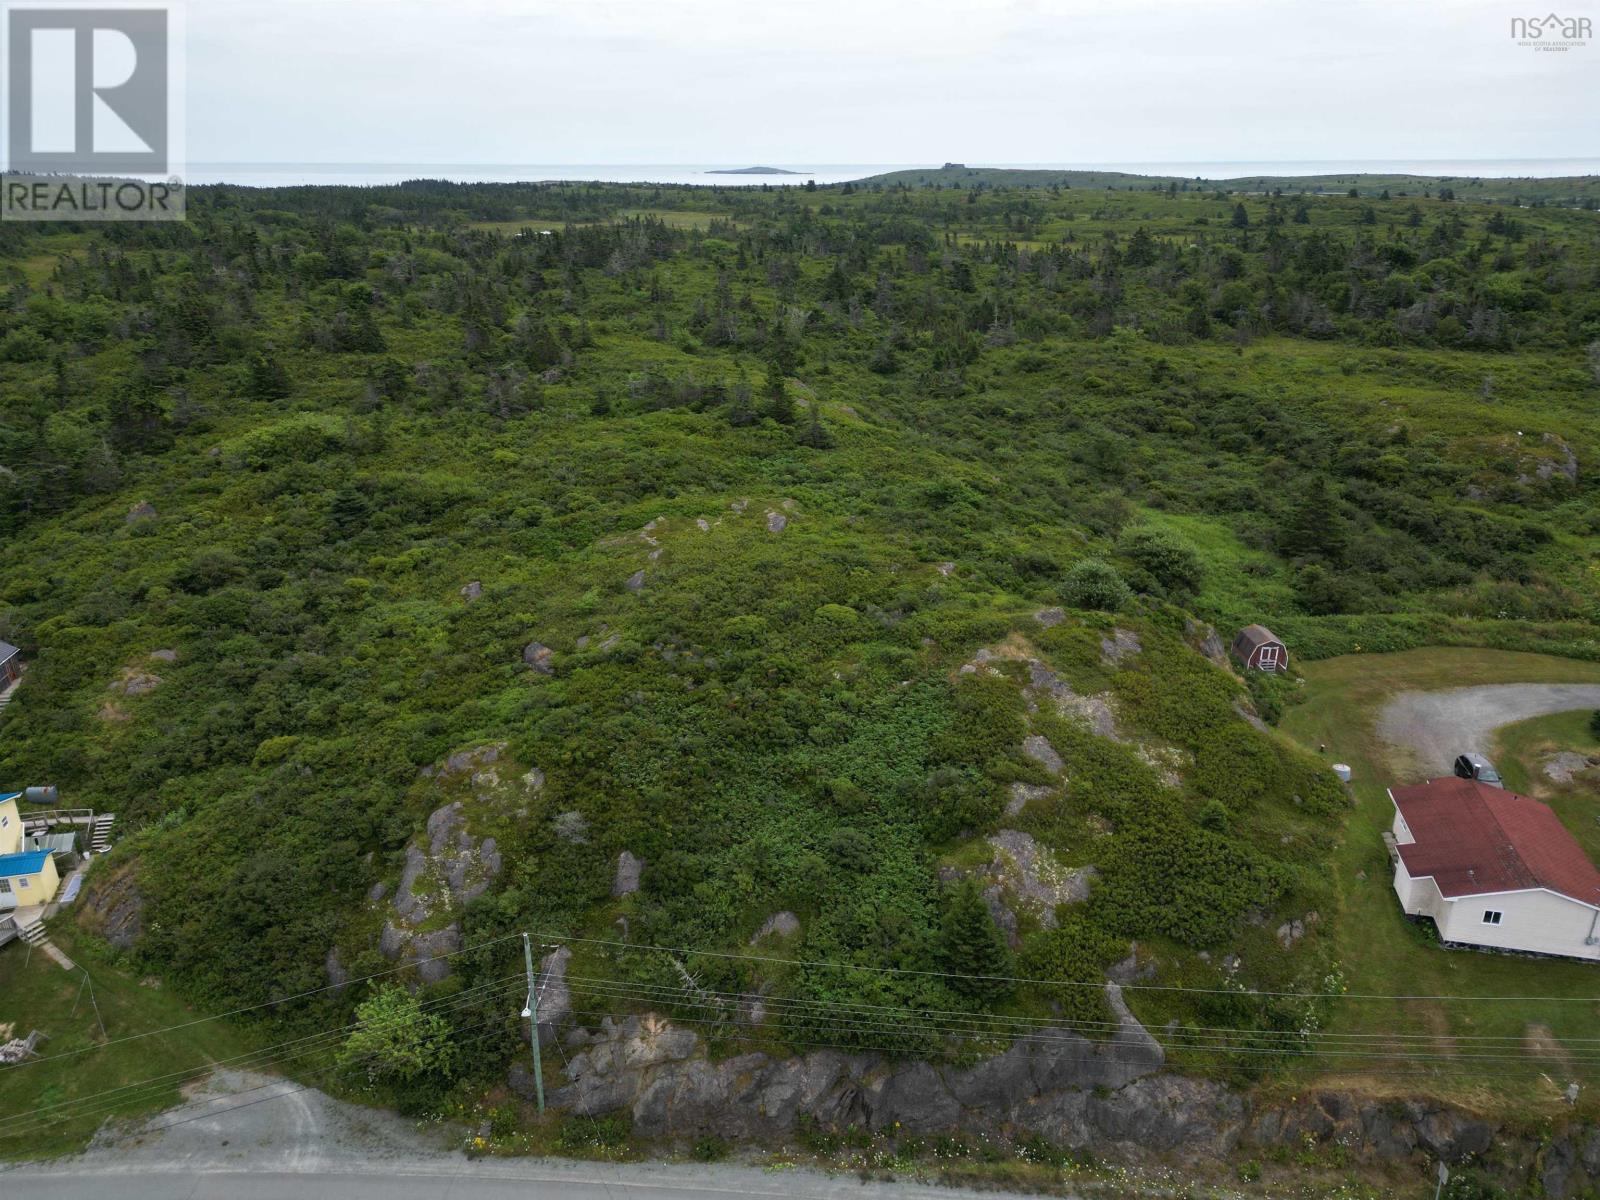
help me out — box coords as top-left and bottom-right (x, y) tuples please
(4, 1163), (1010, 1200)
(1375, 682), (1600, 776)
(2, 1072), (1064, 1200)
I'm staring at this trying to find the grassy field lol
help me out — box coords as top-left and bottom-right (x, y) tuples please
(1495, 709), (1600, 863)
(1280, 649), (1600, 1109)
(0, 926), (257, 1159)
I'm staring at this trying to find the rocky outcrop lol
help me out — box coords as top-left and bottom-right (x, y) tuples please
(536, 984), (1168, 1143)
(76, 858), (144, 951)
(523, 642), (555, 675)
(378, 797), (502, 983)
(523, 1001), (1600, 1191)
(612, 851), (644, 898)
(1185, 618), (1229, 669)
(1099, 628), (1142, 666)
(750, 911), (800, 943)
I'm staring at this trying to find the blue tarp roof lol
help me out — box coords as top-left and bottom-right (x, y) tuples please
(0, 793), (20, 805)
(0, 850), (50, 876)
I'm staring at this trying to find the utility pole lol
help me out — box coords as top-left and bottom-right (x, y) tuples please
(520, 933), (545, 1115)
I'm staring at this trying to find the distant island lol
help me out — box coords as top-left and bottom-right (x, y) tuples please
(706, 166), (807, 175)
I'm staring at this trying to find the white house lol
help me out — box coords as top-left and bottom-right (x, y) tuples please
(1388, 777), (1600, 960)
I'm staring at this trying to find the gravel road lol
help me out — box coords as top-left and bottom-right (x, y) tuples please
(1, 1070), (1068, 1200)
(1375, 683), (1600, 776)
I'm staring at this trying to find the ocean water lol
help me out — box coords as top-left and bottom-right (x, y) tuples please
(182, 159), (1600, 189)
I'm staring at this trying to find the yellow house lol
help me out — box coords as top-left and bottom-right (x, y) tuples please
(0, 792), (61, 910)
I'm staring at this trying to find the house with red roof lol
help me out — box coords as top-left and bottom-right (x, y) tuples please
(1388, 777), (1600, 959)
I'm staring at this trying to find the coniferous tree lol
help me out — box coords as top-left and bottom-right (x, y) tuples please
(938, 880), (1013, 1002)
(765, 373), (794, 425)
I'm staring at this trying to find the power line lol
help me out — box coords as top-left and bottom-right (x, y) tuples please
(0, 930), (527, 1075)
(537, 930), (1600, 1003)
(558, 971), (1600, 1047)
(0, 977), (526, 1137)
(556, 976), (1600, 1069)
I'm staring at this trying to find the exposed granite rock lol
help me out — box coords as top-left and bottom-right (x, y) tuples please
(540, 985), (1164, 1142)
(986, 829), (1096, 925)
(613, 851), (644, 898)
(148, 648), (179, 663)
(325, 947), (350, 992)
(765, 510), (787, 534)
(1540, 432), (1579, 483)
(1099, 628), (1142, 666)
(379, 796), (503, 982)
(460, 580), (483, 601)
(76, 859), (144, 951)
(553, 810), (590, 844)
(523, 642), (555, 674)
(1006, 782), (1053, 817)
(1021, 734), (1064, 775)
(126, 500), (157, 522)
(935, 561), (955, 577)
(625, 570), (646, 593)
(1034, 607), (1066, 628)
(1544, 751), (1596, 785)
(750, 911), (800, 943)
(1185, 618), (1229, 668)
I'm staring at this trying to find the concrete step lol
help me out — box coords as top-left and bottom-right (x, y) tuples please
(19, 921), (49, 946)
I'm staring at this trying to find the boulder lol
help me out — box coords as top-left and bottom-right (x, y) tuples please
(765, 510), (787, 534)
(522, 642), (555, 674)
(1034, 607), (1066, 628)
(126, 500), (157, 522)
(460, 580), (483, 602)
(625, 570), (646, 593)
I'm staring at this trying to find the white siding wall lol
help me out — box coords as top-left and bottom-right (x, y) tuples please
(1394, 863), (1449, 923)
(1438, 890), (1600, 960)
(1391, 807), (1414, 845)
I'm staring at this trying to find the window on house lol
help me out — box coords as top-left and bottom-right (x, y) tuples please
(17, 878), (29, 889)
(0, 878), (11, 893)
(1482, 910), (1503, 925)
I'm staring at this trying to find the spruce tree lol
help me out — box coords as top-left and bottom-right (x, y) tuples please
(938, 880), (1013, 1002)
(765, 374), (795, 424)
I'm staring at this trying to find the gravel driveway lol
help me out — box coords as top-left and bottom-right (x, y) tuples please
(1375, 683), (1600, 777)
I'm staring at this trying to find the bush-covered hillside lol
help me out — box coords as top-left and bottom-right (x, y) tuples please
(0, 176), (1597, 1099)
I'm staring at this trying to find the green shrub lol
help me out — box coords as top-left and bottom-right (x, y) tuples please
(1060, 559), (1133, 612)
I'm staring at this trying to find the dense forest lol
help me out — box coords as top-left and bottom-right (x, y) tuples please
(0, 173), (1597, 1111)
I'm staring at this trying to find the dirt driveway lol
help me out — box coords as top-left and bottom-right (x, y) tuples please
(1375, 683), (1600, 777)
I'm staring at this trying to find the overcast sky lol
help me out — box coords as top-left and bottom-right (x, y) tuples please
(187, 0), (1598, 164)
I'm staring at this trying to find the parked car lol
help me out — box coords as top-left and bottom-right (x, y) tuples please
(1453, 752), (1503, 787)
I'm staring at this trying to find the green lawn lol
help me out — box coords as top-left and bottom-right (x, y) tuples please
(1495, 709), (1600, 863)
(1279, 649), (1600, 1110)
(0, 926), (257, 1159)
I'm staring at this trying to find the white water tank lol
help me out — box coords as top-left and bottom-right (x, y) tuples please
(1332, 763), (1352, 783)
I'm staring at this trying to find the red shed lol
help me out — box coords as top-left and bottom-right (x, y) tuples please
(1230, 624), (1287, 672)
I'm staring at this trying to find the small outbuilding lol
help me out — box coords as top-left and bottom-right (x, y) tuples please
(1230, 624), (1287, 672)
(1388, 777), (1600, 960)
(0, 641), (19, 687)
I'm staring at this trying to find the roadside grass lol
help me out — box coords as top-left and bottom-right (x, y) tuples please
(1494, 709), (1600, 862)
(0, 926), (256, 1159)
(1278, 648), (1600, 1108)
